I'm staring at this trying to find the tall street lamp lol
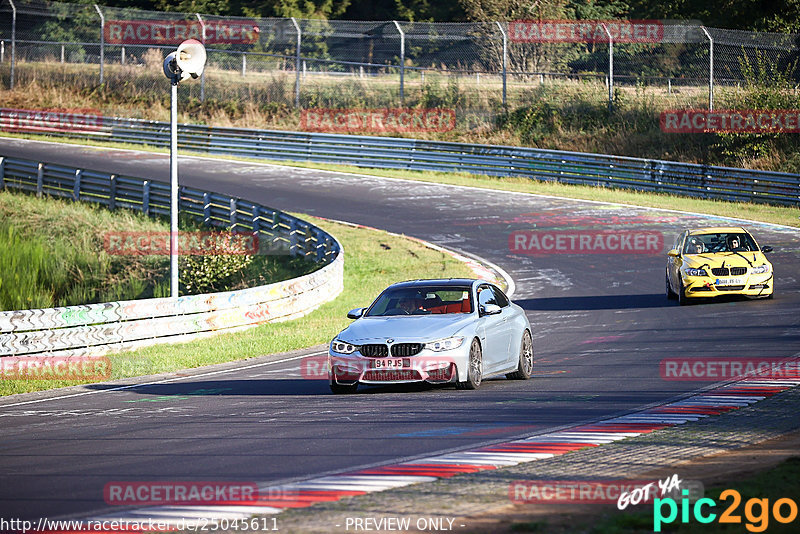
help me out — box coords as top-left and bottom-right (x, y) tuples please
(162, 39), (207, 298)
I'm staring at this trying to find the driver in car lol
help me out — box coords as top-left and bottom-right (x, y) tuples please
(728, 236), (742, 251)
(687, 238), (705, 254)
(397, 297), (422, 314)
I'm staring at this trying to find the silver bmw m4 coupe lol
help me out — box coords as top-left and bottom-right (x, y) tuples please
(328, 279), (533, 393)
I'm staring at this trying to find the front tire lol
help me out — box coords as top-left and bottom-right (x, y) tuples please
(666, 271), (676, 300)
(456, 339), (482, 390)
(506, 330), (533, 380)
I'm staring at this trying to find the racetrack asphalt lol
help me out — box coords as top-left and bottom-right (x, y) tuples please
(1, 138), (799, 523)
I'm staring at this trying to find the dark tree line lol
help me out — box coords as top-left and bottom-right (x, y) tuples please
(56, 0), (800, 31)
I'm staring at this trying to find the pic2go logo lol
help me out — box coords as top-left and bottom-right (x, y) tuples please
(654, 489), (798, 532)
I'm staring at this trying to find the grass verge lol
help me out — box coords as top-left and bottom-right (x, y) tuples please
(0, 217), (473, 396)
(2, 132), (798, 228)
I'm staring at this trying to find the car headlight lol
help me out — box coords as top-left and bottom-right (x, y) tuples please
(331, 339), (358, 354)
(424, 336), (465, 352)
(751, 265), (770, 274)
(684, 268), (708, 277)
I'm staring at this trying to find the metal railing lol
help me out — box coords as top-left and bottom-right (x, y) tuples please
(2, 109), (797, 206)
(0, 153), (343, 357)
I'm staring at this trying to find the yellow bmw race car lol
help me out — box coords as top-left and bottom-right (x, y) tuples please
(666, 227), (774, 305)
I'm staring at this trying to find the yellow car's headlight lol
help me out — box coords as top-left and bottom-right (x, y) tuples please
(684, 268), (708, 277)
(751, 265), (770, 274)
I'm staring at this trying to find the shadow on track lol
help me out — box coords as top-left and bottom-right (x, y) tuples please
(84, 379), (455, 397)
(515, 293), (671, 311)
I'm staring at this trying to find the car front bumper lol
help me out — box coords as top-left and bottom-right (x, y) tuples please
(328, 348), (469, 386)
(682, 272), (773, 298)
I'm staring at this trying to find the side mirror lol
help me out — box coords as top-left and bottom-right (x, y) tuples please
(347, 307), (365, 320)
(481, 304), (502, 316)
(761, 245), (773, 253)
(667, 249), (680, 257)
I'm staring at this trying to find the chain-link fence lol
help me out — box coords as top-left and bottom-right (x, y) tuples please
(1, 0), (799, 120)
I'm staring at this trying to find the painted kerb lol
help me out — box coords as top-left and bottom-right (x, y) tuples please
(0, 154), (343, 358)
(1, 110), (797, 206)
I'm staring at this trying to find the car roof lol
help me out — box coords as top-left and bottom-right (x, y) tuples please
(387, 279), (482, 290)
(688, 227), (747, 235)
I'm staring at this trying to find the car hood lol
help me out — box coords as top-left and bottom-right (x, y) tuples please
(337, 315), (475, 344)
(684, 251), (770, 268)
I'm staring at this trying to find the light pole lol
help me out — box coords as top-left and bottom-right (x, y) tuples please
(162, 39), (207, 298)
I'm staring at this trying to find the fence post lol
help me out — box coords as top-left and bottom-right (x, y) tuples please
(8, 0), (15, 90)
(291, 17), (301, 109)
(392, 21), (405, 104)
(241, 53), (246, 77)
(495, 21), (508, 108)
(94, 4), (104, 85)
(196, 13), (206, 101)
(0, 156), (4, 190)
(601, 23), (613, 112)
(121, 45), (125, 65)
(701, 26), (714, 110)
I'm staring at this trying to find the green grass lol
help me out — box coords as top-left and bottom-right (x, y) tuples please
(0, 190), (169, 310)
(0, 190), (320, 310)
(3, 132), (797, 228)
(0, 217), (473, 396)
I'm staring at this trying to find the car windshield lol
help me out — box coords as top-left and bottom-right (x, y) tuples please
(683, 233), (758, 255)
(365, 286), (473, 316)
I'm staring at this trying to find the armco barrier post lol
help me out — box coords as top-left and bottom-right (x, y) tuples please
(94, 4), (104, 85)
(393, 21), (405, 104)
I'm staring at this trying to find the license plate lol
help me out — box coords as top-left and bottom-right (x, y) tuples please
(715, 277), (745, 286)
(372, 358), (409, 369)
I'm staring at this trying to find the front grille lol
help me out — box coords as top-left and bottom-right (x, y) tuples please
(360, 344), (389, 358)
(363, 369), (421, 382)
(717, 285), (745, 291)
(711, 267), (729, 276)
(731, 267), (747, 276)
(391, 343), (424, 357)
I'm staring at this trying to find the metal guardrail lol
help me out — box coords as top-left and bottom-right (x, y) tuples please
(1, 109), (798, 206)
(0, 153), (343, 358)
